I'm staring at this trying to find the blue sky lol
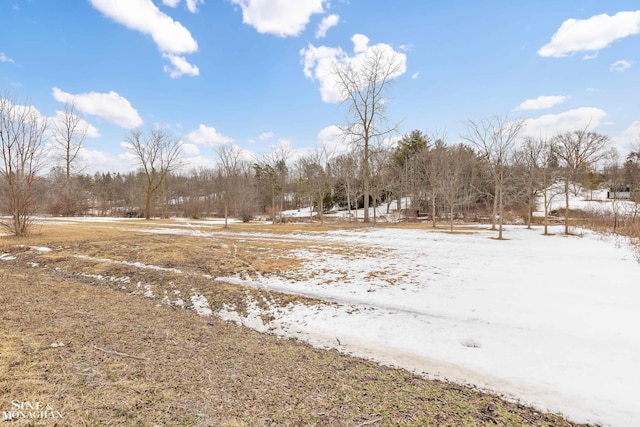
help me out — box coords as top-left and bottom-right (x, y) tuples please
(1, 0), (638, 173)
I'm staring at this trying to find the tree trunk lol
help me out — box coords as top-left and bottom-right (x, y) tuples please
(526, 191), (532, 230)
(373, 189), (377, 224)
(272, 189), (276, 224)
(363, 141), (370, 223)
(145, 188), (152, 220)
(449, 203), (454, 233)
(345, 182), (351, 223)
(564, 176), (570, 235)
(431, 187), (437, 228)
(491, 192), (498, 230)
(498, 186), (504, 240)
(543, 189), (549, 235)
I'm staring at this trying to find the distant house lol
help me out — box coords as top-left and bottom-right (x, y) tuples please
(607, 187), (631, 200)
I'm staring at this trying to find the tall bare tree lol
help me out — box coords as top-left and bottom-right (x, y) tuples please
(0, 94), (48, 236)
(513, 137), (544, 230)
(418, 137), (446, 228)
(514, 137), (561, 235)
(51, 102), (89, 215)
(331, 151), (360, 221)
(300, 148), (333, 224)
(436, 143), (478, 232)
(53, 102), (87, 179)
(217, 144), (253, 227)
(125, 128), (182, 220)
(257, 141), (291, 223)
(553, 127), (609, 234)
(332, 46), (403, 223)
(463, 115), (524, 239)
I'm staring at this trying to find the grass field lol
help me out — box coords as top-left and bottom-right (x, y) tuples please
(0, 219), (591, 426)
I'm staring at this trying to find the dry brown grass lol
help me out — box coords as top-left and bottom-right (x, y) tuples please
(0, 220), (592, 426)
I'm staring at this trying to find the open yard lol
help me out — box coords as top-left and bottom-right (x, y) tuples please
(1, 218), (637, 426)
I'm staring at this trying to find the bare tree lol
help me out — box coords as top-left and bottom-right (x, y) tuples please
(257, 141), (291, 223)
(462, 115), (524, 239)
(369, 145), (392, 223)
(553, 127), (610, 234)
(300, 147), (333, 224)
(331, 151), (360, 222)
(513, 137), (545, 229)
(332, 46), (403, 223)
(53, 102), (87, 179)
(51, 102), (89, 215)
(603, 149), (625, 232)
(217, 144), (254, 227)
(436, 143), (478, 232)
(515, 137), (562, 235)
(0, 94), (48, 236)
(125, 128), (182, 220)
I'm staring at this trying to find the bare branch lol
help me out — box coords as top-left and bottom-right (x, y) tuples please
(332, 46), (403, 223)
(125, 128), (182, 219)
(0, 93), (48, 236)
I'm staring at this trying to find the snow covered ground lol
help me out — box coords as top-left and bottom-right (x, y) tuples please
(542, 187), (638, 218)
(17, 189), (640, 425)
(214, 225), (640, 427)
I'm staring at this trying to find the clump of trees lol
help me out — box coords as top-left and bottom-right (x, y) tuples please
(0, 94), (49, 237)
(3, 89), (637, 240)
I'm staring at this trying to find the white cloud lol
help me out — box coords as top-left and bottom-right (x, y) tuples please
(538, 10), (640, 57)
(12, 103), (41, 119)
(516, 95), (570, 111)
(231, 0), (326, 37)
(79, 147), (137, 174)
(259, 131), (274, 140)
(90, 0), (197, 53)
(610, 59), (632, 72)
(398, 44), (412, 52)
(52, 110), (101, 138)
(612, 121), (640, 154)
(162, 53), (200, 78)
(301, 33), (408, 103)
(583, 52), (599, 60)
(7, 102), (49, 130)
(317, 124), (350, 157)
(181, 142), (200, 156)
(162, 0), (204, 13)
(52, 87), (143, 129)
(186, 124), (234, 146)
(521, 107), (607, 138)
(315, 14), (339, 38)
(185, 0), (204, 13)
(412, 72), (420, 79)
(223, 144), (257, 164)
(0, 52), (14, 63)
(351, 34), (369, 53)
(178, 155), (218, 172)
(90, 0), (199, 77)
(300, 44), (346, 102)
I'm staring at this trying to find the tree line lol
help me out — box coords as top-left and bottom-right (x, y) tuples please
(2, 78), (639, 238)
(2, 89), (639, 239)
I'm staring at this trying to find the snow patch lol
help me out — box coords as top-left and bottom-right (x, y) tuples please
(74, 255), (182, 274)
(190, 291), (212, 317)
(18, 245), (52, 252)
